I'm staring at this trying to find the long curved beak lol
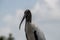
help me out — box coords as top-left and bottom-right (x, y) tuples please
(19, 14), (26, 30)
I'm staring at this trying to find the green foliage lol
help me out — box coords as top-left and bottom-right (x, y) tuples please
(0, 33), (14, 40)
(7, 33), (14, 40)
(0, 36), (5, 40)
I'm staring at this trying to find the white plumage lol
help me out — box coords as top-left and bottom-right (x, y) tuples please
(19, 9), (46, 40)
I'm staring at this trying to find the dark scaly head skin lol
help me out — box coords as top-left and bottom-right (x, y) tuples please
(19, 9), (32, 29)
(24, 9), (32, 23)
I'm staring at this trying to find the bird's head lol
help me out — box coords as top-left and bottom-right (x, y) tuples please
(19, 9), (32, 30)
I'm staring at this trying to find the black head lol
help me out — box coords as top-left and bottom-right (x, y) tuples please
(19, 9), (32, 29)
(24, 9), (32, 23)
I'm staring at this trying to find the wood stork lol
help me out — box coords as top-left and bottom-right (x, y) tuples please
(19, 9), (46, 40)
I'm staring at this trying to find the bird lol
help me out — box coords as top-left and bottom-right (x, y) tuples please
(19, 9), (46, 40)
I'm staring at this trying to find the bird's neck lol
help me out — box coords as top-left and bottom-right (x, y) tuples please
(25, 19), (31, 24)
(25, 15), (32, 24)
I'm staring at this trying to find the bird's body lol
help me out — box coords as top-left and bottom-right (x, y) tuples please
(25, 23), (46, 40)
(19, 9), (46, 40)
(25, 23), (35, 40)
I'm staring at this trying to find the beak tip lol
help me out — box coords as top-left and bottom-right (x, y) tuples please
(19, 27), (20, 30)
(19, 26), (20, 30)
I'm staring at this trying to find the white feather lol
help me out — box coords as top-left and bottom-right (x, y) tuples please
(25, 23), (46, 40)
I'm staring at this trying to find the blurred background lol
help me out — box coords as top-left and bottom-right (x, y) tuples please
(0, 0), (60, 40)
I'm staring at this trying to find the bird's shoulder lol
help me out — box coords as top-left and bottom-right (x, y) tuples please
(30, 23), (37, 29)
(30, 23), (46, 40)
